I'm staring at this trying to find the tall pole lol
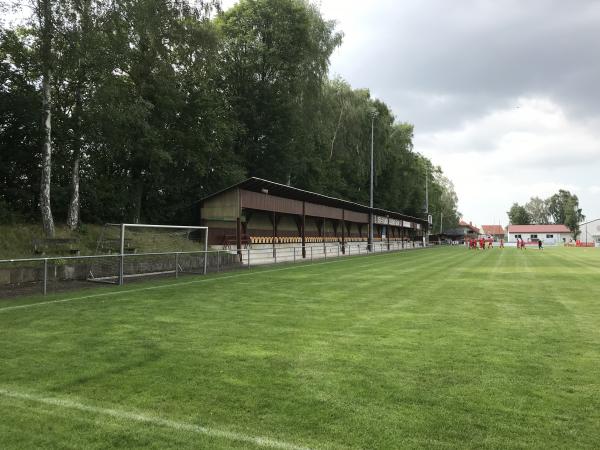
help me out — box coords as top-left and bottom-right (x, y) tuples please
(369, 109), (378, 252)
(425, 168), (429, 215)
(424, 168), (429, 247)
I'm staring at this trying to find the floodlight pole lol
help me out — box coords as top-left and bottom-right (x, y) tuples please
(424, 168), (429, 247)
(369, 109), (378, 252)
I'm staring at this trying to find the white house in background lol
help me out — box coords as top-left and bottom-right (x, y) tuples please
(507, 224), (571, 245)
(580, 219), (600, 245)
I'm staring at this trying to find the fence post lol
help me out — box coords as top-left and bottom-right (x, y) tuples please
(337, 244), (340, 258)
(119, 253), (124, 286)
(217, 251), (220, 272)
(247, 248), (250, 269)
(274, 247), (277, 264)
(43, 258), (48, 296)
(175, 253), (179, 278)
(311, 246), (313, 261)
(293, 247), (296, 263)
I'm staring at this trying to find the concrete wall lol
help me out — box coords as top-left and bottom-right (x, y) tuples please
(507, 232), (570, 245)
(0, 254), (241, 287)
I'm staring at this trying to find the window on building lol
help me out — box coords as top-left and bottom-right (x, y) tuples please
(531, 234), (538, 239)
(546, 234), (553, 238)
(515, 234), (522, 239)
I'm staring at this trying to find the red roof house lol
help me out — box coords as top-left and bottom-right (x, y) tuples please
(507, 224), (570, 234)
(481, 225), (506, 238)
(458, 220), (480, 234)
(507, 224), (571, 244)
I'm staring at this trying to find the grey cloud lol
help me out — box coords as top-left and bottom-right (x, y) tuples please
(331, 0), (600, 131)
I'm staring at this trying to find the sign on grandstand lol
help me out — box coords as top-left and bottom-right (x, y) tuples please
(374, 215), (401, 227)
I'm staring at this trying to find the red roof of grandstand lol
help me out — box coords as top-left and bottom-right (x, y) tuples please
(481, 225), (505, 235)
(507, 224), (570, 233)
(458, 220), (480, 233)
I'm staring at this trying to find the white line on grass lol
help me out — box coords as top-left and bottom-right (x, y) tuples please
(0, 248), (436, 313)
(0, 387), (312, 450)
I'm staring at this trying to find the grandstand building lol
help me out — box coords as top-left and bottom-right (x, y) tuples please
(198, 177), (428, 255)
(507, 224), (571, 245)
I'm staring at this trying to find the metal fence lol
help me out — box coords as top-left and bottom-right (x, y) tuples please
(0, 240), (424, 299)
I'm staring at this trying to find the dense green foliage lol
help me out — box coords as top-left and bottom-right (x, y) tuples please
(548, 190), (585, 237)
(524, 196), (550, 224)
(508, 190), (585, 237)
(0, 0), (459, 230)
(2, 247), (600, 448)
(507, 202), (531, 225)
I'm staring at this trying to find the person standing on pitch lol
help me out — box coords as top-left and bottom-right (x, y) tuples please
(538, 240), (543, 250)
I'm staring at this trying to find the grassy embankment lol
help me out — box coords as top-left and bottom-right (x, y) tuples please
(0, 224), (203, 259)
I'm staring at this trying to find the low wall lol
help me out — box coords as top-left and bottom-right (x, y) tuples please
(0, 252), (241, 287)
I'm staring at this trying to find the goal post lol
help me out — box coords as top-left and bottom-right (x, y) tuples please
(89, 223), (209, 285)
(117, 224), (208, 285)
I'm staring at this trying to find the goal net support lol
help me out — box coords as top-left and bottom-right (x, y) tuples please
(89, 224), (208, 285)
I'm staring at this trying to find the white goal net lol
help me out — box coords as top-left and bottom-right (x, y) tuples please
(88, 224), (208, 284)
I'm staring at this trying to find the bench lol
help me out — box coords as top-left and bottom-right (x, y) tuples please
(99, 238), (135, 253)
(33, 238), (81, 256)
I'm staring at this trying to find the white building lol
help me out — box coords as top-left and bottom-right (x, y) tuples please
(580, 219), (600, 245)
(507, 224), (571, 245)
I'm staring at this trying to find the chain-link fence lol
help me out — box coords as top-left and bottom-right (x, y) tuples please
(0, 240), (425, 299)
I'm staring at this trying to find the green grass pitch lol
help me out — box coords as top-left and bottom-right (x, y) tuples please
(1, 247), (600, 449)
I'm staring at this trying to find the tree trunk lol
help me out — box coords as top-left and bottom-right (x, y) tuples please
(66, 155), (80, 230)
(67, 63), (83, 231)
(39, 0), (55, 237)
(132, 178), (143, 224)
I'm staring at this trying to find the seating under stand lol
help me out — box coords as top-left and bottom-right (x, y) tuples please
(238, 235), (410, 246)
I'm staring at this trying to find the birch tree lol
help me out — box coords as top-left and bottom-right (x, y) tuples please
(37, 0), (55, 236)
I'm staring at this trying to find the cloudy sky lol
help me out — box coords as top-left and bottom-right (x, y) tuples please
(223, 0), (600, 226)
